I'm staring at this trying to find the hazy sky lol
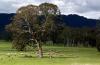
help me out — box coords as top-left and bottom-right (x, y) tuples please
(0, 0), (100, 19)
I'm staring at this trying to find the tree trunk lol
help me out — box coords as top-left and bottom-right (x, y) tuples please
(35, 39), (43, 58)
(96, 43), (100, 52)
(97, 45), (100, 52)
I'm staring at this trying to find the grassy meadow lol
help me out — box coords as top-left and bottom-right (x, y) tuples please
(0, 40), (100, 65)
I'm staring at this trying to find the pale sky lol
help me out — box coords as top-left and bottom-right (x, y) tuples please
(0, 0), (100, 19)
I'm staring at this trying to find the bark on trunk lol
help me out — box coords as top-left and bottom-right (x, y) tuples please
(35, 39), (43, 58)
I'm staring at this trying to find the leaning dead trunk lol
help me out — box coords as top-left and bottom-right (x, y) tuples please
(35, 39), (43, 58)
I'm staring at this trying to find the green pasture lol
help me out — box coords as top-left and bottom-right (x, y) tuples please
(0, 41), (100, 65)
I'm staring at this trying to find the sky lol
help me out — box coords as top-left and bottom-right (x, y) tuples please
(0, 0), (100, 19)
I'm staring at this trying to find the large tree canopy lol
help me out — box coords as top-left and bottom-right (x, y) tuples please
(6, 3), (61, 58)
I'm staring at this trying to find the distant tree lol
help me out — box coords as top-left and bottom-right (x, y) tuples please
(96, 20), (100, 51)
(6, 3), (60, 58)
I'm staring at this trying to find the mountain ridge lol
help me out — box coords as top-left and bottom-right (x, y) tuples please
(0, 13), (97, 28)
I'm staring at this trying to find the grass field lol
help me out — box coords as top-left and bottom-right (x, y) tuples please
(0, 40), (100, 65)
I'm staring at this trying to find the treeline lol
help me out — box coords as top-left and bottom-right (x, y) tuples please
(1, 24), (96, 48)
(51, 27), (96, 47)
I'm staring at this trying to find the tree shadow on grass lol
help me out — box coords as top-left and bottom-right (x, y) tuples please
(21, 55), (79, 59)
(1, 49), (16, 52)
(44, 56), (79, 59)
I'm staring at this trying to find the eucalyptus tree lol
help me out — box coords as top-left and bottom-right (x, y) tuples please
(6, 3), (61, 58)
